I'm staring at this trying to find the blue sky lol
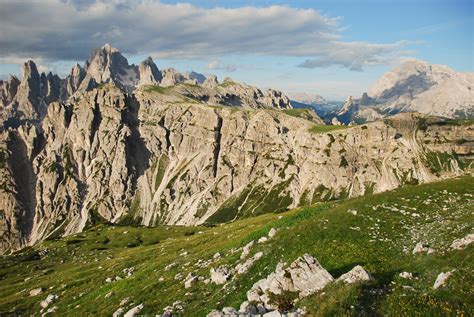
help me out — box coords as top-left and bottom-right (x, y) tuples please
(0, 0), (472, 99)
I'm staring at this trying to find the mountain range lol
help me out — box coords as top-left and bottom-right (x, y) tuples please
(0, 45), (472, 254)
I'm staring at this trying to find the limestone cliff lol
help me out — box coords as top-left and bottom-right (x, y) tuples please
(0, 82), (472, 253)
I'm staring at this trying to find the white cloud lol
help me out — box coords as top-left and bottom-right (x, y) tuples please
(0, 0), (412, 71)
(207, 60), (237, 72)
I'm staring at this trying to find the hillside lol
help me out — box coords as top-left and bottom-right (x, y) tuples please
(0, 176), (472, 316)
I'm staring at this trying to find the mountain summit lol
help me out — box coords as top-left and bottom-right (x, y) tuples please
(334, 60), (474, 123)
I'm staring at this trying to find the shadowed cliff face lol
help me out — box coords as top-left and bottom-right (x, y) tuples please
(0, 84), (473, 253)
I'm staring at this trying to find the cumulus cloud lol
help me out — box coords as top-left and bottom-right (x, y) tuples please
(207, 60), (237, 72)
(0, 0), (411, 71)
(299, 41), (411, 71)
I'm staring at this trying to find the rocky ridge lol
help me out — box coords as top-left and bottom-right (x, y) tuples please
(0, 44), (292, 131)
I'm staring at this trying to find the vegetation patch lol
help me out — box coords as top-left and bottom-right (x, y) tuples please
(309, 125), (350, 134)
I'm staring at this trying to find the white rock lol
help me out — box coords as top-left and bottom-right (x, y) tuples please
(165, 263), (177, 271)
(247, 254), (333, 308)
(263, 311), (282, 317)
(412, 242), (428, 254)
(268, 228), (277, 238)
(433, 271), (453, 289)
(450, 234), (474, 250)
(213, 252), (221, 259)
(235, 252), (263, 275)
(120, 297), (130, 306)
(347, 209), (358, 216)
(40, 294), (58, 308)
(258, 237), (268, 243)
(112, 307), (124, 317)
(222, 307), (238, 315)
(337, 265), (373, 284)
(399, 272), (413, 279)
(184, 272), (198, 289)
(210, 265), (232, 285)
(206, 310), (224, 317)
(241, 241), (254, 259)
(123, 267), (135, 277)
(124, 303), (144, 317)
(29, 287), (43, 297)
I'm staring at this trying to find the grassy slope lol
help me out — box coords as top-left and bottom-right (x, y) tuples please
(0, 176), (473, 316)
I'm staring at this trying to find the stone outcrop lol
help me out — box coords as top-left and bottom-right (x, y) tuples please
(336, 265), (373, 284)
(211, 254), (373, 315)
(247, 254), (334, 309)
(450, 233), (474, 250)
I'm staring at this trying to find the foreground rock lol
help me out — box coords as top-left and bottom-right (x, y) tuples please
(450, 233), (474, 250)
(336, 265), (373, 284)
(210, 266), (232, 285)
(124, 303), (144, 317)
(247, 254), (334, 309)
(433, 271), (454, 289)
(208, 253), (375, 316)
(40, 294), (58, 309)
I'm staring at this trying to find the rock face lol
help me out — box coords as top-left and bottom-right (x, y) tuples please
(0, 46), (473, 253)
(333, 60), (474, 123)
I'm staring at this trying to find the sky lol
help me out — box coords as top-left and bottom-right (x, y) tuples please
(0, 0), (472, 100)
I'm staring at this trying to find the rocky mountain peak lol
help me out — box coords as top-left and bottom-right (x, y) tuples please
(20, 60), (41, 97)
(86, 44), (138, 92)
(289, 92), (327, 105)
(203, 75), (219, 88)
(161, 68), (185, 87)
(331, 60), (474, 124)
(187, 71), (206, 84)
(138, 56), (162, 86)
(0, 75), (20, 104)
(66, 63), (86, 96)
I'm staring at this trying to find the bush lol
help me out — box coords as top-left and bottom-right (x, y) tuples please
(268, 290), (299, 312)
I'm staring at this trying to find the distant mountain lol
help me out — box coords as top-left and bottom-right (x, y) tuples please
(289, 92), (343, 120)
(290, 92), (327, 105)
(334, 60), (474, 124)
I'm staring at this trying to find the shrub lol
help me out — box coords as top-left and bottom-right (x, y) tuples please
(268, 290), (299, 312)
